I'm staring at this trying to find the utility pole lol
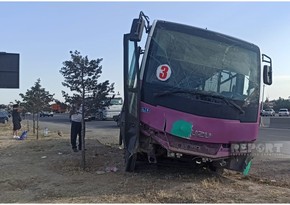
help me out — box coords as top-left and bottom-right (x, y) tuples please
(81, 65), (86, 170)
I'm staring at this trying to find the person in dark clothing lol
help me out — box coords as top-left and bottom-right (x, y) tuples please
(12, 104), (22, 138)
(69, 102), (83, 152)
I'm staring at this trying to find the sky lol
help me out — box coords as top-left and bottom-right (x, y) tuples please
(0, 1), (290, 105)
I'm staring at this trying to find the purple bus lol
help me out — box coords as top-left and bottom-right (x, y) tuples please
(120, 12), (272, 174)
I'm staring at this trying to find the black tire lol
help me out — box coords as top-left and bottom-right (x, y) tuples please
(96, 112), (104, 121)
(207, 162), (224, 175)
(100, 112), (105, 121)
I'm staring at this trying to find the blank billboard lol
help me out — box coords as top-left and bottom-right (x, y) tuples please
(0, 52), (20, 88)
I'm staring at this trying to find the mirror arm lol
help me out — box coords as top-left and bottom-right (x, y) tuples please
(262, 54), (272, 67)
(139, 11), (150, 33)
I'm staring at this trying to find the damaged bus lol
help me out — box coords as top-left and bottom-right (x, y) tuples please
(120, 12), (273, 174)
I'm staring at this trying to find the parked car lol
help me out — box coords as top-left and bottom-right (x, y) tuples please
(113, 114), (121, 126)
(0, 111), (9, 124)
(260, 110), (265, 116)
(261, 109), (275, 116)
(95, 97), (123, 121)
(40, 111), (53, 117)
(278, 108), (289, 117)
(84, 113), (94, 121)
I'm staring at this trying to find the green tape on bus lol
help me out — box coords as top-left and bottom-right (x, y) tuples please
(171, 120), (192, 138)
(243, 160), (252, 176)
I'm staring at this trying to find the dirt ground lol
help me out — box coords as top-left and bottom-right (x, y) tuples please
(1, 121), (290, 203)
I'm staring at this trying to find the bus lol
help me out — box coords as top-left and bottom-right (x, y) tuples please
(120, 12), (273, 174)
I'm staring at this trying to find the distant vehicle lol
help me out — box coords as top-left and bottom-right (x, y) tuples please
(261, 109), (275, 116)
(51, 103), (67, 113)
(4, 111), (11, 118)
(95, 97), (123, 120)
(25, 112), (31, 116)
(84, 113), (94, 121)
(0, 111), (9, 124)
(278, 108), (289, 117)
(113, 112), (122, 127)
(40, 111), (53, 117)
(0, 109), (10, 118)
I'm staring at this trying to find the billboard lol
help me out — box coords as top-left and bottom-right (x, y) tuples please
(0, 52), (20, 88)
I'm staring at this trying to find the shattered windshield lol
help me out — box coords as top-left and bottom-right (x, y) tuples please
(145, 22), (260, 103)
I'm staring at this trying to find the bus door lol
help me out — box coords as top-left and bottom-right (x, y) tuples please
(123, 33), (141, 171)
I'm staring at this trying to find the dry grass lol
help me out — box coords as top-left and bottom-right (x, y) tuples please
(201, 177), (221, 189)
(0, 120), (61, 141)
(0, 122), (12, 134)
(2, 121), (290, 203)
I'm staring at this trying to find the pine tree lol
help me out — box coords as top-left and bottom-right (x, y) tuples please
(19, 79), (54, 139)
(59, 50), (114, 169)
(60, 50), (114, 112)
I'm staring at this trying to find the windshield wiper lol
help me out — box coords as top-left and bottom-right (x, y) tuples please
(154, 89), (245, 114)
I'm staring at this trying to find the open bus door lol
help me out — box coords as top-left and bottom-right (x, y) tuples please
(122, 33), (141, 172)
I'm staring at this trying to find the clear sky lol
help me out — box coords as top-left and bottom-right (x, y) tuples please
(0, 1), (290, 105)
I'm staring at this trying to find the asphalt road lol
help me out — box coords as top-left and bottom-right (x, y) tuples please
(22, 113), (120, 146)
(24, 113), (118, 129)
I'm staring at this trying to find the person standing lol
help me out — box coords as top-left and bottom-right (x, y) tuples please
(69, 102), (83, 152)
(12, 104), (22, 138)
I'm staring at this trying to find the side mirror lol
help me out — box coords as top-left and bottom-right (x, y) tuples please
(129, 18), (145, 42)
(263, 65), (272, 85)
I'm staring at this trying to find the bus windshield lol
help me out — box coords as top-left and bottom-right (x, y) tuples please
(145, 21), (260, 103)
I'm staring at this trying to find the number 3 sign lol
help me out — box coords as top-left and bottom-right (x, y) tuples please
(156, 64), (171, 81)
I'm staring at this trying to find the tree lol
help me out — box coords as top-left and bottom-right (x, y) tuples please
(59, 50), (114, 169)
(272, 97), (290, 111)
(60, 50), (114, 105)
(19, 79), (54, 139)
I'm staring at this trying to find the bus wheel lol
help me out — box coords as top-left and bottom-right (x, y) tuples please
(208, 163), (224, 175)
(208, 162), (224, 175)
(125, 149), (137, 172)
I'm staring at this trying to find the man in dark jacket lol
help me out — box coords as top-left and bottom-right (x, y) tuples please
(12, 104), (22, 138)
(69, 102), (83, 152)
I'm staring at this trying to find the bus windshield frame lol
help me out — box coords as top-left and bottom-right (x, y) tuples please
(141, 21), (261, 122)
(145, 21), (260, 103)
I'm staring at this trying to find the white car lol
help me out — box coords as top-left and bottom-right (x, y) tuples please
(278, 108), (289, 117)
(262, 109), (275, 116)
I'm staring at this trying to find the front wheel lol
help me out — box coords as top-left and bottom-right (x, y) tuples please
(207, 162), (224, 175)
